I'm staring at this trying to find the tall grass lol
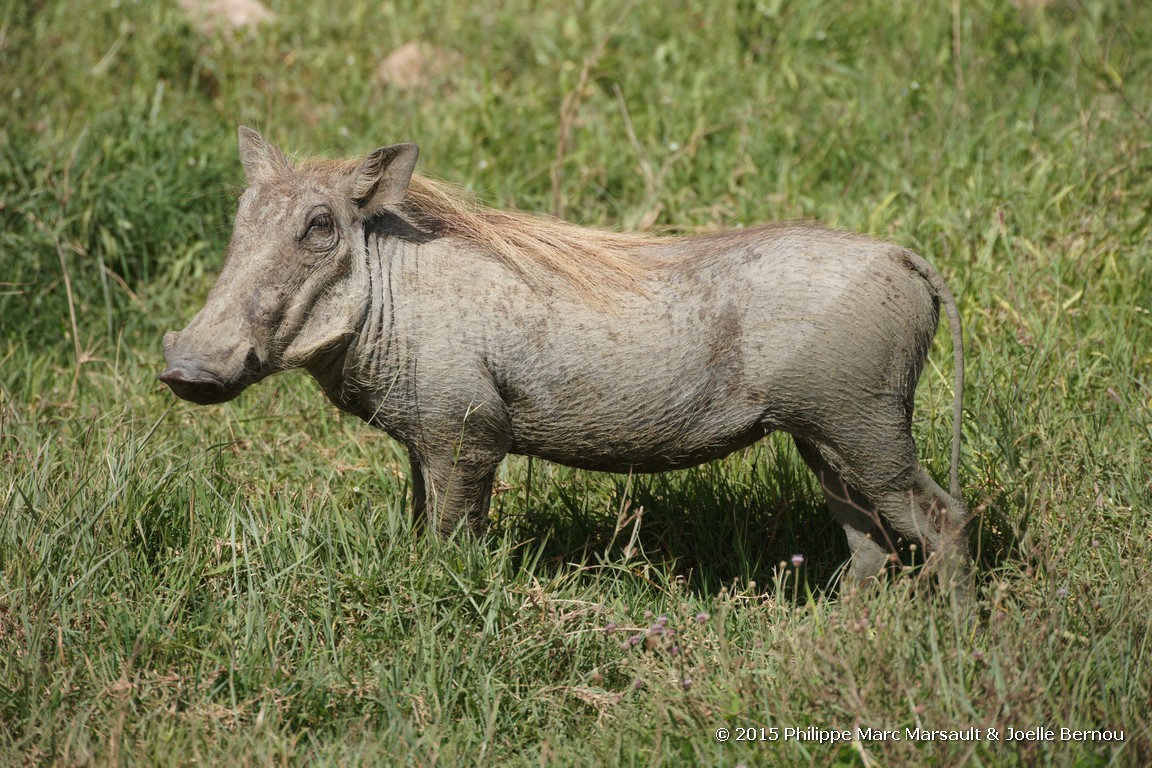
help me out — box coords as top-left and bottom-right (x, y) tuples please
(2, 0), (1150, 764)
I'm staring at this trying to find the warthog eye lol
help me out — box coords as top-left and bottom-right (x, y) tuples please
(305, 212), (334, 240)
(300, 210), (338, 252)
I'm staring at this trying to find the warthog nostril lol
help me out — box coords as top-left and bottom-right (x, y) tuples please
(243, 347), (262, 374)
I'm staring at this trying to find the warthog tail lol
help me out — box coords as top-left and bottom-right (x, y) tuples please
(901, 250), (964, 499)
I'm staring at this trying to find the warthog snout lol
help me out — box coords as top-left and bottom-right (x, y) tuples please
(158, 365), (234, 405)
(160, 330), (264, 405)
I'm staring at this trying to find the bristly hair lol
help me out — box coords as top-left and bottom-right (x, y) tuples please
(301, 155), (683, 303)
(398, 175), (677, 301)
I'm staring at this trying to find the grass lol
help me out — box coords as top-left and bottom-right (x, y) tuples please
(2, 0), (1150, 764)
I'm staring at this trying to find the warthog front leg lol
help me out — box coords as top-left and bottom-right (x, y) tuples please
(402, 390), (512, 537)
(408, 446), (504, 537)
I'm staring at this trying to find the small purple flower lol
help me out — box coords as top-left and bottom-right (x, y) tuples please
(669, 645), (680, 657)
(628, 634), (643, 646)
(648, 624), (665, 636)
(657, 615), (669, 626)
(791, 553), (805, 568)
(680, 677), (693, 690)
(603, 622), (618, 635)
(632, 678), (644, 690)
(1057, 586), (1068, 598)
(695, 611), (710, 624)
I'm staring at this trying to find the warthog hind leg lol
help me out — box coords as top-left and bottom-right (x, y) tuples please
(794, 436), (892, 583)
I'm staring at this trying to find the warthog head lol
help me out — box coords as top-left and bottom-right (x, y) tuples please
(160, 127), (418, 404)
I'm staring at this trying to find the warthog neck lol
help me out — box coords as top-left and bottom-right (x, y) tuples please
(306, 223), (405, 419)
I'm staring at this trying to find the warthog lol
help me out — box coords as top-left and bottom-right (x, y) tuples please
(161, 127), (972, 593)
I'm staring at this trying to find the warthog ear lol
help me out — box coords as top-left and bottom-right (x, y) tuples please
(351, 143), (419, 213)
(237, 126), (290, 184)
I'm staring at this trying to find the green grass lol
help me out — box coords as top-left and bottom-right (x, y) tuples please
(2, 0), (1150, 764)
